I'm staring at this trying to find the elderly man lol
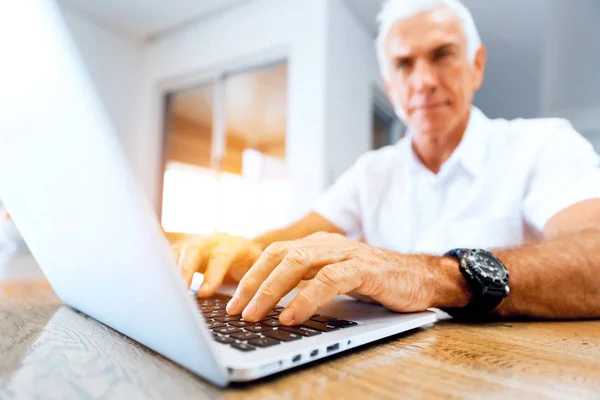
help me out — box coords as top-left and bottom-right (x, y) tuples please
(173, 0), (600, 324)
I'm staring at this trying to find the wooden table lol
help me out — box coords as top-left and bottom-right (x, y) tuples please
(1, 251), (600, 400)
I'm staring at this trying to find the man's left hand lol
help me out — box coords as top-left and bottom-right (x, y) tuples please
(225, 232), (442, 325)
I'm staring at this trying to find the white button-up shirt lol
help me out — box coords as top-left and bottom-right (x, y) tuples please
(314, 107), (600, 255)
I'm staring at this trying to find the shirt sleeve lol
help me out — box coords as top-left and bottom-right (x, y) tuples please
(523, 120), (600, 232)
(313, 159), (364, 234)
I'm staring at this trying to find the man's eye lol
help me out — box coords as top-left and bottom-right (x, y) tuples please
(395, 59), (410, 69)
(436, 50), (451, 60)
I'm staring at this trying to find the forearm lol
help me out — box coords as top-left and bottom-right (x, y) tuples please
(253, 228), (304, 250)
(253, 212), (344, 250)
(492, 229), (600, 319)
(430, 229), (600, 319)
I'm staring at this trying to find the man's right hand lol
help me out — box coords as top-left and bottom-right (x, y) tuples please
(171, 233), (264, 298)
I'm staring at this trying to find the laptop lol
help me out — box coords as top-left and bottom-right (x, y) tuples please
(0, 0), (437, 387)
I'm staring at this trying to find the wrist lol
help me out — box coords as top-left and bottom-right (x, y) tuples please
(430, 256), (472, 309)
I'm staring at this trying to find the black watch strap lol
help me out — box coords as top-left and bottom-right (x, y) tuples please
(444, 292), (505, 321)
(445, 248), (468, 260)
(443, 249), (505, 321)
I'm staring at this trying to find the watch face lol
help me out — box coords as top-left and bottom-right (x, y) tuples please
(470, 251), (507, 282)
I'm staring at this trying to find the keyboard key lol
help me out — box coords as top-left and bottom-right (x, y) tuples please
(230, 331), (260, 341)
(213, 293), (232, 300)
(274, 306), (284, 311)
(327, 319), (358, 328)
(213, 335), (234, 344)
(206, 321), (226, 329)
(215, 315), (241, 323)
(229, 320), (254, 327)
(203, 311), (226, 318)
(210, 303), (227, 310)
(301, 320), (339, 332)
(231, 343), (255, 352)
(267, 310), (280, 317)
(262, 318), (282, 327)
(281, 325), (322, 337)
(263, 329), (302, 342)
(213, 326), (242, 335)
(310, 315), (337, 323)
(245, 324), (274, 333)
(249, 337), (280, 348)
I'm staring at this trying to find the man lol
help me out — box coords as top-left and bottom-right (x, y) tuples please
(172, 0), (600, 325)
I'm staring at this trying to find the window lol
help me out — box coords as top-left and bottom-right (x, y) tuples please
(372, 95), (404, 150)
(161, 63), (291, 238)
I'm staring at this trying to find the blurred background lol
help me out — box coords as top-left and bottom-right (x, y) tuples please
(2, 0), (599, 245)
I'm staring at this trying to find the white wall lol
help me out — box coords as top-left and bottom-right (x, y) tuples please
(463, 0), (547, 120)
(542, 0), (600, 152)
(58, 5), (145, 181)
(324, 0), (382, 185)
(141, 0), (381, 218)
(57, 0), (600, 212)
(462, 0), (600, 152)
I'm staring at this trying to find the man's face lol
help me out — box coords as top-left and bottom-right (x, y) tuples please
(383, 7), (485, 137)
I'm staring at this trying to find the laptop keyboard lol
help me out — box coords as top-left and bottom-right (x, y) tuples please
(198, 293), (358, 352)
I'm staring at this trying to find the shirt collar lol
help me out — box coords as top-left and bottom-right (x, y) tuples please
(455, 106), (489, 176)
(396, 106), (490, 177)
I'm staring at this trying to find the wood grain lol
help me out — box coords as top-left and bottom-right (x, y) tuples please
(1, 259), (600, 399)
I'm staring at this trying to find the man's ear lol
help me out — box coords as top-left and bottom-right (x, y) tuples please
(472, 45), (487, 91)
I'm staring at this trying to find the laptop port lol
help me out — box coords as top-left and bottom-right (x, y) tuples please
(326, 343), (340, 353)
(292, 354), (301, 363)
(310, 349), (319, 358)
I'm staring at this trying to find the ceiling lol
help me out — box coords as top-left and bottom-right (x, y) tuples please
(57, 0), (546, 52)
(57, 0), (249, 40)
(59, 0), (549, 120)
(57, 0), (386, 41)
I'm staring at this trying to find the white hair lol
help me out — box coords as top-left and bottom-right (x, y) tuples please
(376, 0), (482, 80)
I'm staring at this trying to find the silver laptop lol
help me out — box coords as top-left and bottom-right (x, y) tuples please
(0, 0), (436, 387)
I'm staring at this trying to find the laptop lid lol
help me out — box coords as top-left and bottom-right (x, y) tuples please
(0, 0), (227, 387)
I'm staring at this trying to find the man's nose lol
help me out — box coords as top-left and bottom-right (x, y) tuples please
(411, 60), (438, 92)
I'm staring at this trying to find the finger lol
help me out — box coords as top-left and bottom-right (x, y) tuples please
(196, 245), (240, 298)
(179, 244), (205, 288)
(226, 241), (289, 315)
(241, 247), (349, 322)
(279, 261), (364, 325)
(227, 244), (262, 282)
(179, 237), (217, 287)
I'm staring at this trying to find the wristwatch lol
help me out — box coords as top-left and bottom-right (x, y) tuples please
(443, 248), (510, 320)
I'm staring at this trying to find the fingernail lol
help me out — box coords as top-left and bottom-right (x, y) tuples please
(197, 283), (209, 295)
(280, 309), (295, 325)
(242, 299), (258, 320)
(226, 296), (238, 313)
